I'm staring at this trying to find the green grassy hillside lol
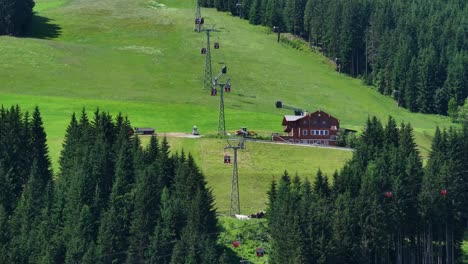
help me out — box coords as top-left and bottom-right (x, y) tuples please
(165, 137), (351, 213)
(0, 0), (455, 212)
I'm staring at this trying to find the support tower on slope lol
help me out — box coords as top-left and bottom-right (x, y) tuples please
(194, 0), (204, 32)
(212, 66), (230, 135)
(202, 28), (215, 91)
(224, 138), (245, 216)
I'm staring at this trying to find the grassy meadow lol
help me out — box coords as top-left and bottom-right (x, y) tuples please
(0, 0), (457, 212)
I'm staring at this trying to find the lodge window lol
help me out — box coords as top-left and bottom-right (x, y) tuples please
(303, 130), (308, 135)
(331, 125), (337, 130)
(324, 130), (329, 135)
(322, 121), (327, 124)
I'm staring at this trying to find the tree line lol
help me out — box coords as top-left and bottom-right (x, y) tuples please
(201, 0), (468, 117)
(0, 106), (226, 264)
(266, 116), (468, 263)
(0, 0), (35, 35)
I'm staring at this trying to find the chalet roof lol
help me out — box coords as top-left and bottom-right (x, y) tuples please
(284, 115), (304, 122)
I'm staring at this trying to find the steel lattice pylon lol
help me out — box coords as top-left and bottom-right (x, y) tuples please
(212, 66), (229, 136)
(195, 0), (202, 32)
(203, 29), (213, 91)
(225, 139), (244, 216)
(218, 84), (225, 135)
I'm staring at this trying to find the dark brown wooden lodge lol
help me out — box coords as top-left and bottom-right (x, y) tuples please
(272, 110), (340, 146)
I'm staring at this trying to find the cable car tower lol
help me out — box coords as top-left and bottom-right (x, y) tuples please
(201, 27), (217, 91)
(224, 138), (245, 216)
(212, 66), (231, 135)
(194, 0), (204, 32)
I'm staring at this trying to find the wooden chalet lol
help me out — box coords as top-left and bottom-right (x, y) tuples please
(273, 110), (340, 146)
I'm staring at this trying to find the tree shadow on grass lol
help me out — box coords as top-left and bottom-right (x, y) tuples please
(25, 13), (62, 39)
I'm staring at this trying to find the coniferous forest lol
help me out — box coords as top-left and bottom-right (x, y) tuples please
(0, 106), (221, 264)
(1, 107), (467, 264)
(267, 117), (468, 264)
(203, 0), (468, 116)
(0, 0), (35, 35)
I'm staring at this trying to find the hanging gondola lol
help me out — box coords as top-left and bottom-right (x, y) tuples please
(232, 240), (240, 248)
(195, 18), (200, 25)
(256, 247), (265, 257)
(224, 83), (231, 92)
(385, 191), (392, 198)
(211, 88), (217, 96)
(214, 42), (220, 49)
(224, 154), (231, 163)
(440, 189), (447, 196)
(200, 17), (205, 24)
(201, 48), (207, 54)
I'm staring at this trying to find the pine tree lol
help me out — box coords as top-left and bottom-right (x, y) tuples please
(416, 45), (437, 113)
(0, 205), (10, 264)
(447, 97), (459, 122)
(147, 188), (176, 264)
(268, 171), (304, 263)
(0, 0), (35, 35)
(126, 163), (162, 263)
(264, 0), (283, 27)
(249, 0), (263, 25)
(331, 192), (360, 263)
(97, 126), (135, 264)
(144, 135), (159, 165)
(313, 169), (330, 197)
(9, 159), (53, 264)
(383, 116), (399, 148)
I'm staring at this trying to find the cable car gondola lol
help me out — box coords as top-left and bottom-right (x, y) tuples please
(385, 191), (392, 198)
(224, 154), (231, 163)
(256, 247), (264, 257)
(195, 18), (200, 25)
(224, 83), (231, 92)
(201, 48), (207, 54)
(440, 189), (447, 196)
(211, 88), (217, 96)
(214, 42), (220, 49)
